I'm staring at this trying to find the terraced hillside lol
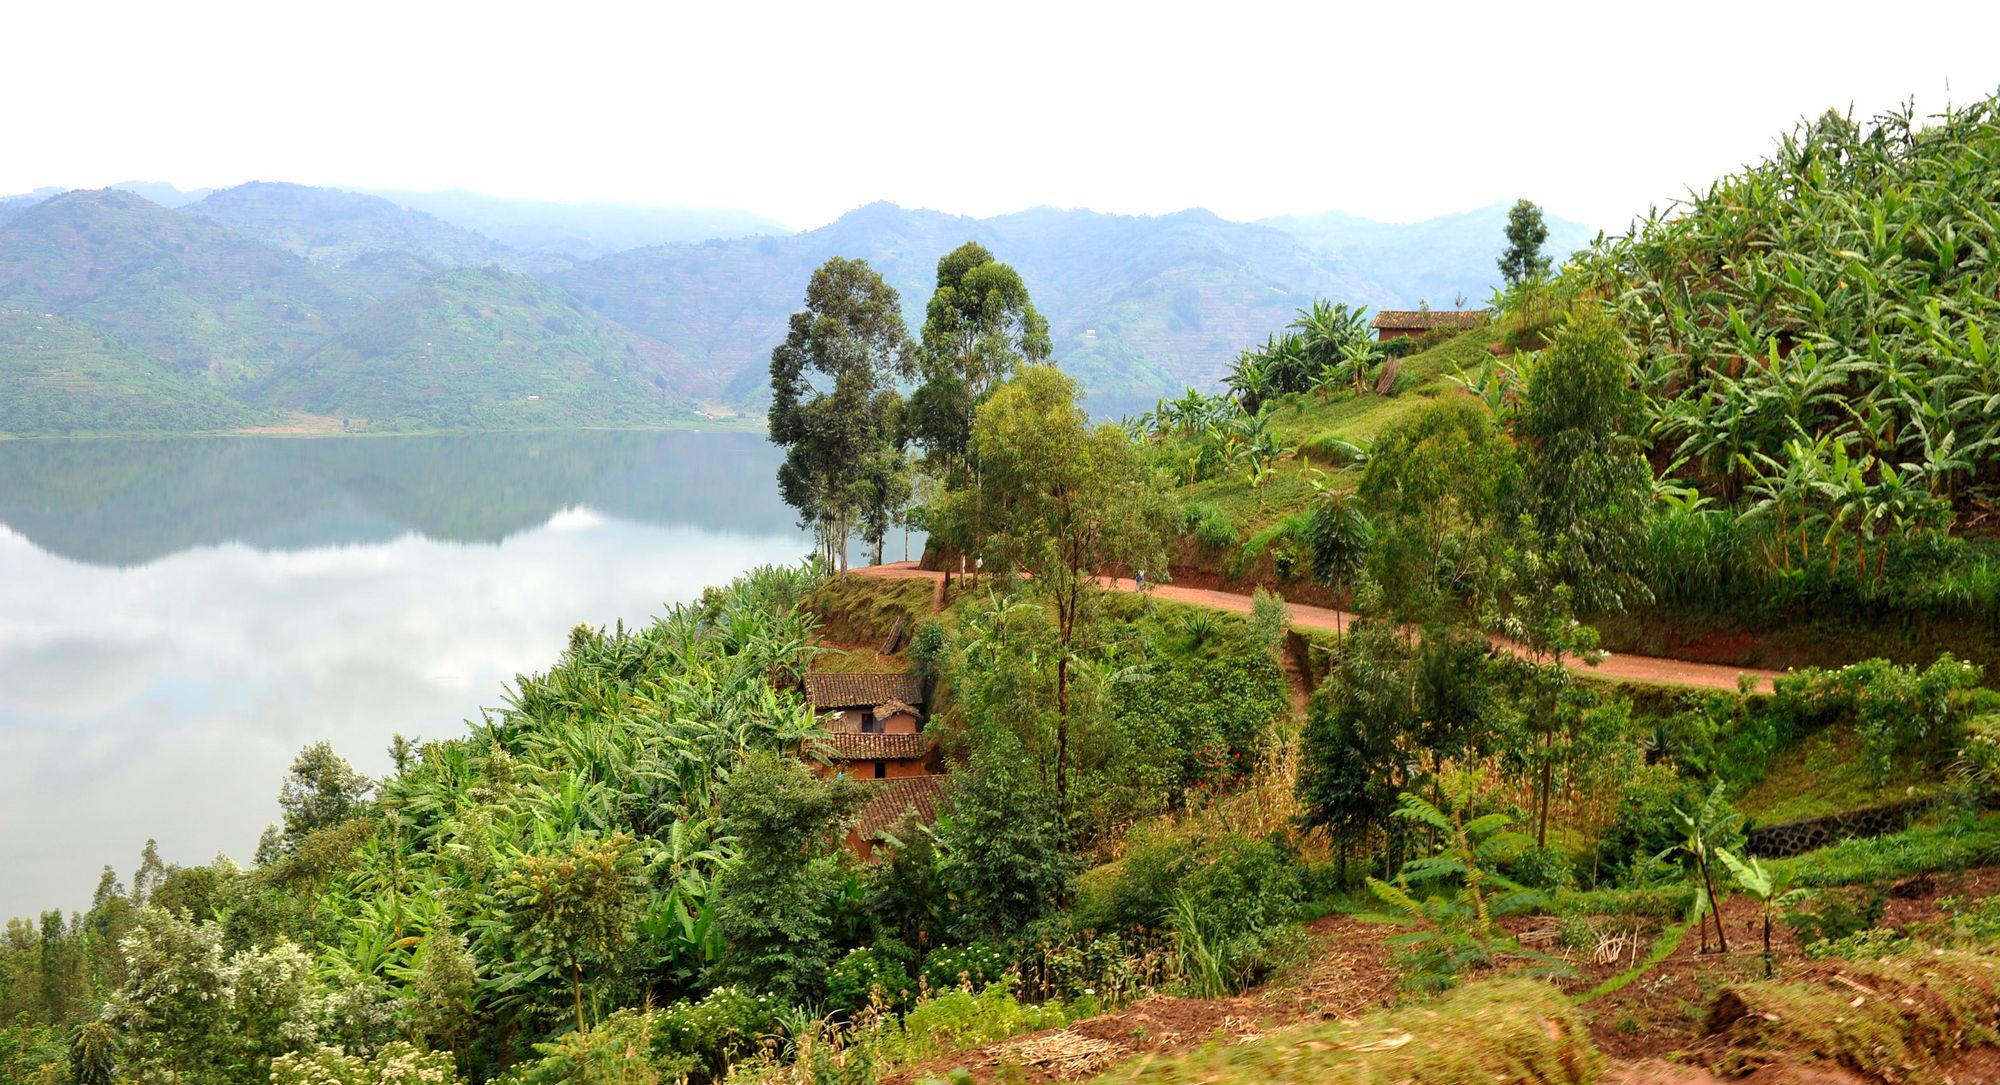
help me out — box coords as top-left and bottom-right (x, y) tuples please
(0, 307), (271, 436)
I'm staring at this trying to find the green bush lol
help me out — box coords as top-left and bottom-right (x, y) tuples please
(920, 941), (1010, 992)
(1093, 830), (1200, 928)
(653, 986), (782, 1083)
(1506, 845), (1577, 892)
(1589, 762), (1716, 886)
(273, 1042), (463, 1085)
(1179, 835), (1305, 934)
(1782, 885), (1888, 950)
(886, 981), (1075, 1065)
(1184, 501), (1237, 551)
(825, 947), (914, 1015)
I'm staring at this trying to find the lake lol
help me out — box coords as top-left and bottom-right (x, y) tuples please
(0, 429), (906, 920)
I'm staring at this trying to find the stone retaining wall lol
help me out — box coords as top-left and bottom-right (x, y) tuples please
(1744, 796), (1938, 858)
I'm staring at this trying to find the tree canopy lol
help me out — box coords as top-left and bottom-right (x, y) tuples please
(767, 256), (914, 568)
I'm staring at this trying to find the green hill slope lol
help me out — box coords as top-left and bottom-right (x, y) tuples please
(558, 202), (1391, 415)
(0, 307), (271, 436)
(184, 182), (565, 286)
(0, 189), (347, 384)
(249, 266), (712, 431)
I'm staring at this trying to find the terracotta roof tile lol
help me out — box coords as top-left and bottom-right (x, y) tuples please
(804, 672), (927, 709)
(850, 775), (947, 842)
(1370, 309), (1492, 330)
(815, 732), (933, 760)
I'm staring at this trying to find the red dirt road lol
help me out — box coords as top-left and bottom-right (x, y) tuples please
(854, 562), (1782, 693)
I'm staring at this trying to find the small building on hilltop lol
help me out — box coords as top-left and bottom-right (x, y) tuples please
(802, 670), (947, 858)
(1372, 309), (1492, 341)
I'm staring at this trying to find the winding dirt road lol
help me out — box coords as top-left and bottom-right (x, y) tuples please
(854, 562), (1781, 693)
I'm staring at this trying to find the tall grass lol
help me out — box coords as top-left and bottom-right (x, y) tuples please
(1168, 889), (1231, 998)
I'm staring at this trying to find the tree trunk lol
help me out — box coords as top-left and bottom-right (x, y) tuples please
(1762, 903), (1773, 977)
(1699, 858), (1730, 954)
(1056, 652), (1070, 837)
(1537, 736), (1554, 849)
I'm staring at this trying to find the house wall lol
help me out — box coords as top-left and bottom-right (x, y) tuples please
(811, 755), (933, 780)
(1376, 326), (1421, 341)
(824, 708), (921, 733)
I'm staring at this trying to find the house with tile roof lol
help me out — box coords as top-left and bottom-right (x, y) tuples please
(802, 669), (946, 858)
(1371, 308), (1492, 341)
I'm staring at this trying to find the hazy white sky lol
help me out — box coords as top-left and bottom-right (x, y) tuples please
(7, 0), (1998, 231)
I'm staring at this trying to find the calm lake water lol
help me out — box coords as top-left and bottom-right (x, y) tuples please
(0, 429), (887, 920)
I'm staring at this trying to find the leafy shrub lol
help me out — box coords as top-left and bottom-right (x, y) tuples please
(1803, 926), (1910, 961)
(497, 1009), (695, 1085)
(1007, 922), (1178, 1004)
(908, 619), (947, 680)
(1183, 501), (1237, 551)
(1590, 763), (1716, 885)
(1247, 588), (1290, 657)
(1378, 335), (1420, 358)
(920, 941), (1009, 992)
(1091, 830), (1200, 929)
(1781, 885), (1888, 950)
(887, 981), (1074, 1064)
(1506, 845), (1577, 892)
(825, 947), (914, 1016)
(934, 753), (1077, 935)
(1179, 835), (1305, 934)
(654, 986), (782, 1083)
(272, 1043), (463, 1085)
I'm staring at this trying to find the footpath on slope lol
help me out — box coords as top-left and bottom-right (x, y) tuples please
(854, 562), (1781, 694)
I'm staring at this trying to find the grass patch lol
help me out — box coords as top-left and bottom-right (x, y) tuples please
(805, 574), (936, 648)
(1736, 725), (1953, 824)
(1086, 977), (1597, 1084)
(809, 645), (910, 674)
(1154, 331), (1497, 578)
(1766, 811), (2000, 889)
(1550, 885), (1698, 919)
(1706, 951), (2000, 1081)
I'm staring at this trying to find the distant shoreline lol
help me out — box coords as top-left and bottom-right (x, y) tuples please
(0, 417), (768, 442)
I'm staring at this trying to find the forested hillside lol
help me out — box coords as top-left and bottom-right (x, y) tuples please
(249, 267), (706, 430)
(356, 188), (790, 260)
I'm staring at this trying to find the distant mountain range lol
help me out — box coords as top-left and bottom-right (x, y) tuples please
(0, 181), (1596, 435)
